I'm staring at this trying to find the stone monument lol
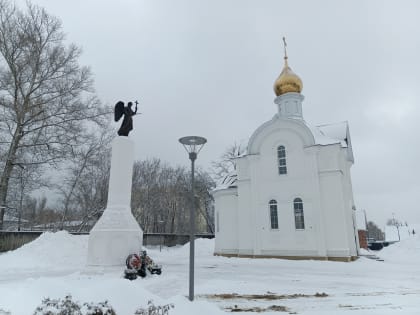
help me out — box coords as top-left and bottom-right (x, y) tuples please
(87, 101), (143, 266)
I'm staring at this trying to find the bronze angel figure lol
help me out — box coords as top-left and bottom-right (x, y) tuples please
(114, 101), (138, 136)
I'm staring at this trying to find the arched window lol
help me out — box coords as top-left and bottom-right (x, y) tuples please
(269, 199), (278, 229)
(294, 198), (305, 230)
(277, 145), (287, 175)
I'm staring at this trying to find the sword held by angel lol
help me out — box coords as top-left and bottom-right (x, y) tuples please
(114, 100), (140, 136)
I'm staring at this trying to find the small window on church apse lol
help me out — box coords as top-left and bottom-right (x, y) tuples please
(269, 199), (279, 229)
(277, 145), (287, 175)
(294, 198), (305, 230)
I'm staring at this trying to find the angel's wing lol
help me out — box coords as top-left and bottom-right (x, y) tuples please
(114, 101), (125, 122)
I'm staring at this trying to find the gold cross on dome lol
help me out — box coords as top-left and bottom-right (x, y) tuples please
(283, 36), (288, 60)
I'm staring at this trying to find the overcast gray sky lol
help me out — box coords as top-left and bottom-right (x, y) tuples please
(17, 0), (420, 228)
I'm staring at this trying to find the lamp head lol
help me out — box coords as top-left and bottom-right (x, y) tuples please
(179, 136), (207, 161)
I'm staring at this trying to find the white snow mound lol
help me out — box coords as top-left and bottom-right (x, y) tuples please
(0, 231), (88, 272)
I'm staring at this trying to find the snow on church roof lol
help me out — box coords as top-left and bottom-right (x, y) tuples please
(213, 172), (238, 192)
(309, 121), (348, 147)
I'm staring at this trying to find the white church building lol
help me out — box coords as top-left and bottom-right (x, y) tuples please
(213, 48), (359, 262)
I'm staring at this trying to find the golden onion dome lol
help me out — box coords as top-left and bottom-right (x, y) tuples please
(273, 37), (303, 96)
(273, 57), (303, 96)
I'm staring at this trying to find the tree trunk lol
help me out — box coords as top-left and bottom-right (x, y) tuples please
(0, 126), (23, 229)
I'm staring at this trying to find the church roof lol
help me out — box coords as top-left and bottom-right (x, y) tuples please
(309, 121), (349, 148)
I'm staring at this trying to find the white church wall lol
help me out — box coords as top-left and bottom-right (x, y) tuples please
(257, 199), (319, 256)
(248, 123), (325, 256)
(236, 172), (255, 256)
(333, 150), (359, 256)
(230, 155), (255, 255)
(236, 155), (250, 180)
(214, 188), (239, 255)
(341, 159), (359, 256)
(317, 145), (353, 257)
(248, 118), (315, 155)
(319, 172), (350, 256)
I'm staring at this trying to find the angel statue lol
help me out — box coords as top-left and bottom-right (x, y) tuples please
(114, 100), (138, 136)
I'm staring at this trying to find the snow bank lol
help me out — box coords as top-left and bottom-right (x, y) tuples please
(0, 231), (88, 272)
(175, 238), (215, 257)
(379, 232), (420, 264)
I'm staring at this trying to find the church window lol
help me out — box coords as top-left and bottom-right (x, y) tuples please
(216, 212), (220, 232)
(277, 145), (287, 174)
(294, 198), (305, 230)
(269, 199), (278, 229)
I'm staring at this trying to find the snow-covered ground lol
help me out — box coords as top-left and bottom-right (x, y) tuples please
(0, 230), (419, 315)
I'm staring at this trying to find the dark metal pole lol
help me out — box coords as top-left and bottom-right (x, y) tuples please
(179, 136), (206, 302)
(189, 152), (197, 301)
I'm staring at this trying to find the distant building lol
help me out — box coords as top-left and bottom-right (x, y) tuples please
(213, 45), (359, 261)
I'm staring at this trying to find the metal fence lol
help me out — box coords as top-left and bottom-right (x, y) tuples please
(0, 231), (214, 252)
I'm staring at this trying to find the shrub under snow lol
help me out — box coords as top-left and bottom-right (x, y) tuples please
(33, 295), (116, 315)
(32, 295), (174, 315)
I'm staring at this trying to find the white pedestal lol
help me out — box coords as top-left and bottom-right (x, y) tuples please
(87, 137), (143, 266)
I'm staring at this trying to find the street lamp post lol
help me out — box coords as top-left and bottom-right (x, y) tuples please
(179, 136), (207, 302)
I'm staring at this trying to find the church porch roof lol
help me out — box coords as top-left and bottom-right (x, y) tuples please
(309, 121), (349, 148)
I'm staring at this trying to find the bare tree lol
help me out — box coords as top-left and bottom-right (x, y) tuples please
(194, 169), (216, 233)
(0, 1), (108, 228)
(22, 195), (48, 229)
(73, 149), (111, 232)
(4, 161), (46, 230)
(131, 158), (215, 234)
(56, 127), (112, 230)
(386, 218), (402, 226)
(366, 221), (385, 241)
(211, 142), (245, 182)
